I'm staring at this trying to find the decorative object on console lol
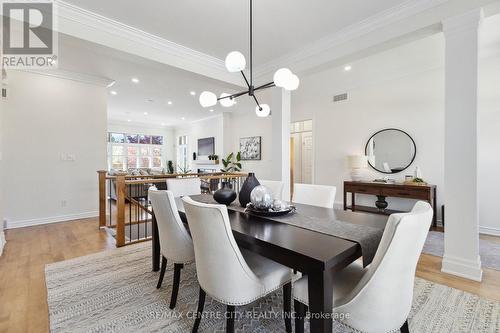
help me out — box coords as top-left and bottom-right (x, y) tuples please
(198, 0), (299, 117)
(239, 172), (260, 207)
(365, 128), (416, 174)
(213, 182), (237, 206)
(221, 152), (242, 172)
(240, 136), (261, 160)
(167, 161), (174, 174)
(347, 155), (368, 181)
(250, 185), (273, 209)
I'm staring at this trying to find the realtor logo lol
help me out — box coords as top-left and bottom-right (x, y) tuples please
(1, 0), (58, 68)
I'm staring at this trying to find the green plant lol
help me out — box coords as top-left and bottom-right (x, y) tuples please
(167, 160), (174, 174)
(177, 164), (192, 174)
(221, 152), (242, 172)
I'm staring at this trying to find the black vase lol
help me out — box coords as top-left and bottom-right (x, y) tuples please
(213, 182), (237, 206)
(239, 173), (260, 207)
(375, 195), (388, 211)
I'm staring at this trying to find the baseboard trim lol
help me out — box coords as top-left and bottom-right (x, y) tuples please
(479, 226), (500, 236)
(441, 254), (483, 282)
(5, 211), (99, 229)
(0, 232), (5, 256)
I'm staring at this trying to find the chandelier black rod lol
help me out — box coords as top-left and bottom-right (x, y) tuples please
(250, 0), (253, 88)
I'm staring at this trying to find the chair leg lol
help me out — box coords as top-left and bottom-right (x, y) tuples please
(226, 305), (235, 333)
(169, 263), (183, 309)
(283, 282), (292, 333)
(400, 319), (409, 333)
(294, 300), (306, 333)
(192, 288), (206, 333)
(156, 256), (167, 289)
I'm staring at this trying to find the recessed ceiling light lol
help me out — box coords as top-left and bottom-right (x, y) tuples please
(190, 91), (196, 96)
(344, 65), (352, 71)
(167, 101), (173, 105)
(209, 109), (214, 112)
(146, 99), (154, 103)
(144, 112), (148, 115)
(131, 77), (139, 83)
(107, 81), (116, 88)
(110, 90), (117, 95)
(127, 119), (131, 122)
(181, 117), (185, 120)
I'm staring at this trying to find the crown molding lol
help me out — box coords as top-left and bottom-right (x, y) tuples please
(254, 0), (452, 78)
(107, 119), (175, 130)
(55, 1), (244, 87)
(18, 68), (114, 87)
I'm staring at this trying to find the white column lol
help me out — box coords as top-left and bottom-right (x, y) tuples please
(271, 89), (291, 201)
(441, 9), (483, 281)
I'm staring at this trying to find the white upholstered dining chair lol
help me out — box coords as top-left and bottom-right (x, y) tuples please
(166, 177), (201, 197)
(259, 180), (284, 200)
(292, 183), (336, 208)
(149, 190), (195, 309)
(293, 201), (433, 333)
(182, 197), (293, 333)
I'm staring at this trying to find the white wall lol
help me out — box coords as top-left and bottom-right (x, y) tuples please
(478, 56), (500, 235)
(0, 82), (5, 252)
(223, 111), (274, 180)
(293, 35), (446, 217)
(292, 34), (500, 233)
(174, 114), (224, 172)
(107, 121), (176, 168)
(1, 70), (107, 228)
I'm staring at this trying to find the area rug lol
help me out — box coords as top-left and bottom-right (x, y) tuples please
(45, 243), (500, 333)
(423, 231), (500, 271)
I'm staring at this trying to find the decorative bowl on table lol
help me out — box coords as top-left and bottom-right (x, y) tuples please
(245, 199), (296, 217)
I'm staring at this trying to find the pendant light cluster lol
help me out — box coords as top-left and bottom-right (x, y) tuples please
(199, 0), (299, 117)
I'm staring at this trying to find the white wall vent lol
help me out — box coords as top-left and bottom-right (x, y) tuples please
(333, 93), (348, 102)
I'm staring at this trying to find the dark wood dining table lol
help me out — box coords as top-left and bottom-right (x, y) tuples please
(151, 195), (387, 333)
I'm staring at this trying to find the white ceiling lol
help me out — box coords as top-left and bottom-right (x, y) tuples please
(57, 34), (263, 127)
(53, 6), (500, 128)
(62, 0), (405, 65)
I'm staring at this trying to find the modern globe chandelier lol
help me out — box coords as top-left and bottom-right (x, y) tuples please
(199, 0), (299, 117)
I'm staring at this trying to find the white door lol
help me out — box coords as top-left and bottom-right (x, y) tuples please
(301, 132), (313, 184)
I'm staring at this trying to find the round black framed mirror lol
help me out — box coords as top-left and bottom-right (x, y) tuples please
(365, 128), (416, 174)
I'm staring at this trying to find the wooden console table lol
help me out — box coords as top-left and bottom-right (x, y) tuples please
(343, 181), (437, 227)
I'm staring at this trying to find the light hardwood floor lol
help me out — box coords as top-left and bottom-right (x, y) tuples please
(0, 219), (498, 333)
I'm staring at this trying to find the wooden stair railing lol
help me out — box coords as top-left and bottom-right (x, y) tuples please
(97, 171), (248, 247)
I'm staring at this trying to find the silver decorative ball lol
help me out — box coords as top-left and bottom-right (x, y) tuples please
(250, 185), (273, 209)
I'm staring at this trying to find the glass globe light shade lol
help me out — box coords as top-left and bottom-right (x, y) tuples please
(225, 51), (246, 72)
(255, 104), (271, 117)
(219, 93), (235, 107)
(199, 91), (217, 107)
(250, 185), (274, 209)
(273, 68), (292, 87)
(284, 74), (300, 91)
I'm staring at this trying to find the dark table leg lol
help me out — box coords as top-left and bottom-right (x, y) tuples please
(351, 192), (356, 212)
(308, 269), (333, 333)
(152, 213), (160, 272)
(343, 190), (347, 211)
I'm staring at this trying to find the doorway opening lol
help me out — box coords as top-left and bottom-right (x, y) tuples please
(290, 120), (313, 197)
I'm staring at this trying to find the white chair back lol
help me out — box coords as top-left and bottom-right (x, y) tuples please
(292, 183), (336, 208)
(335, 201), (433, 332)
(259, 180), (284, 200)
(166, 177), (201, 197)
(182, 197), (264, 304)
(149, 190), (194, 263)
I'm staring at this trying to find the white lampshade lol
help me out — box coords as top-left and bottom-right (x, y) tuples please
(199, 91), (217, 107)
(219, 93), (235, 107)
(348, 155), (368, 169)
(284, 74), (299, 91)
(255, 104), (271, 117)
(225, 51), (246, 72)
(273, 68), (293, 87)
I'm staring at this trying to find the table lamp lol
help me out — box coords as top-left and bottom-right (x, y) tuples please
(348, 155), (368, 181)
